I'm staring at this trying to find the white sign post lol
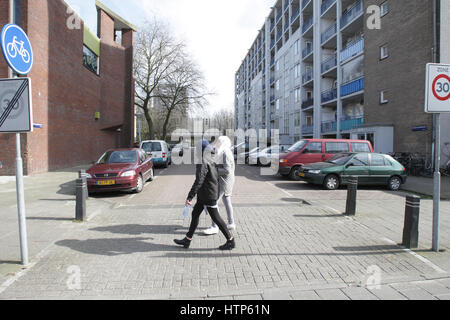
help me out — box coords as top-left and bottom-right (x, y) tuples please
(425, 63), (450, 252)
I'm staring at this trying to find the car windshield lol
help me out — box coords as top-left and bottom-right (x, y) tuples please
(97, 151), (137, 164)
(141, 142), (162, 152)
(326, 153), (354, 165)
(288, 140), (308, 152)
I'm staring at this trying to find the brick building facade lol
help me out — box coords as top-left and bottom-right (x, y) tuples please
(0, 0), (136, 175)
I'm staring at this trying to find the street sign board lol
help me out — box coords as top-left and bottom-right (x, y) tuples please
(425, 63), (450, 113)
(0, 78), (33, 133)
(0, 24), (34, 75)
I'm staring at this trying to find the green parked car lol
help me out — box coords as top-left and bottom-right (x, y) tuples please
(299, 153), (407, 191)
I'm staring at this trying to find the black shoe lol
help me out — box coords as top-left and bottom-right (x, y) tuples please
(174, 237), (191, 249)
(219, 238), (235, 250)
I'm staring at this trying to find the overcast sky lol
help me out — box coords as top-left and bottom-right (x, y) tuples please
(65, 0), (274, 116)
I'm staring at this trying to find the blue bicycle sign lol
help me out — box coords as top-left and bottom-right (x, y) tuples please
(1, 24), (34, 75)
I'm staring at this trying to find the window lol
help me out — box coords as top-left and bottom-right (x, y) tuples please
(371, 154), (387, 167)
(294, 40), (300, 55)
(381, 1), (389, 17)
(294, 112), (301, 127)
(275, 79), (280, 90)
(276, 99), (280, 110)
(276, 60), (280, 71)
(380, 44), (389, 60)
(83, 45), (99, 75)
(351, 143), (371, 153)
(295, 88), (301, 103)
(380, 90), (388, 104)
(141, 142), (162, 153)
(326, 142), (350, 154)
(350, 154), (369, 166)
(304, 142), (323, 154)
(294, 64), (301, 78)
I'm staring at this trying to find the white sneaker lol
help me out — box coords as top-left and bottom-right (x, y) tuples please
(227, 223), (236, 230)
(203, 226), (219, 235)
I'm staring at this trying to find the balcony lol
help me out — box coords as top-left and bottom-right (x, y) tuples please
(302, 0), (311, 10)
(341, 0), (363, 29)
(302, 16), (313, 34)
(276, 31), (283, 43)
(321, 88), (337, 103)
(291, 8), (300, 23)
(276, 12), (282, 23)
(340, 37), (364, 62)
(302, 125), (314, 134)
(321, 23), (337, 44)
(341, 116), (364, 131)
(321, 121), (336, 133)
(321, 54), (337, 74)
(321, 0), (336, 15)
(302, 70), (313, 84)
(302, 98), (314, 109)
(302, 45), (313, 59)
(341, 77), (364, 97)
(270, 40), (275, 49)
(270, 95), (275, 103)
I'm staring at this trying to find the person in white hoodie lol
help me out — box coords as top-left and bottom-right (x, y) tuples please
(204, 136), (236, 235)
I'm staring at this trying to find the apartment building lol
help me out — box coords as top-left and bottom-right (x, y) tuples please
(0, 0), (136, 175)
(235, 0), (443, 157)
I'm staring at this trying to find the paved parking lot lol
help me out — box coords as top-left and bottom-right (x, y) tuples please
(1, 163), (450, 300)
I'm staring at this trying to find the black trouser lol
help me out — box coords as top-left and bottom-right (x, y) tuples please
(186, 201), (232, 240)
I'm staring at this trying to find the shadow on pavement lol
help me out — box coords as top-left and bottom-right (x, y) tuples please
(90, 224), (187, 236)
(55, 237), (217, 256)
(57, 180), (76, 196)
(27, 217), (74, 221)
(294, 214), (344, 218)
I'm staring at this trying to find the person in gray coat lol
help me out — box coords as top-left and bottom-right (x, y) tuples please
(203, 136), (236, 235)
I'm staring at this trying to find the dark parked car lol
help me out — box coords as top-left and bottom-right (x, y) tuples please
(86, 148), (154, 194)
(299, 153), (407, 191)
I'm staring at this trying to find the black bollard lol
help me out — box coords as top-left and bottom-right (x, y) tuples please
(345, 176), (358, 216)
(402, 195), (421, 249)
(75, 178), (87, 222)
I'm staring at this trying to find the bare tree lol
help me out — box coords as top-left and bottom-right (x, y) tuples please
(134, 19), (184, 139)
(157, 56), (209, 141)
(210, 108), (235, 134)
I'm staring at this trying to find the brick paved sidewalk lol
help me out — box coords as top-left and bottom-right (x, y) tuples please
(1, 200), (450, 300)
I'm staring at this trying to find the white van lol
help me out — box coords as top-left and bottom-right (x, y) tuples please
(140, 140), (171, 168)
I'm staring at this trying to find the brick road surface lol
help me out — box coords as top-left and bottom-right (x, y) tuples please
(1, 163), (450, 300)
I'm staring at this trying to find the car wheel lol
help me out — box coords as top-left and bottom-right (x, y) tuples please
(289, 166), (302, 181)
(135, 175), (144, 193)
(388, 176), (402, 191)
(323, 174), (340, 190)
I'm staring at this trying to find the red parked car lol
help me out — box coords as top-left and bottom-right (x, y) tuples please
(277, 139), (374, 181)
(86, 148), (154, 194)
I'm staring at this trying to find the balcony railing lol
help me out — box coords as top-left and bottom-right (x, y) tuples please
(321, 0), (336, 15)
(302, 0), (311, 10)
(341, 116), (364, 131)
(302, 70), (313, 84)
(321, 121), (336, 133)
(276, 12), (282, 23)
(321, 87), (337, 103)
(276, 31), (283, 43)
(341, 77), (364, 96)
(340, 37), (364, 62)
(321, 54), (337, 73)
(270, 40), (275, 49)
(284, 22), (289, 32)
(321, 23), (337, 44)
(302, 98), (314, 109)
(302, 16), (313, 34)
(341, 0), (363, 29)
(302, 125), (314, 134)
(291, 8), (300, 23)
(302, 45), (313, 59)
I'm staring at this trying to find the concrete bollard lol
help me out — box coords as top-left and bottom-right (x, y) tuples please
(75, 178), (87, 222)
(345, 176), (358, 216)
(402, 195), (421, 249)
(79, 169), (89, 200)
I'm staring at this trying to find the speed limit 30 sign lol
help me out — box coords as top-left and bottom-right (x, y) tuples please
(425, 63), (450, 113)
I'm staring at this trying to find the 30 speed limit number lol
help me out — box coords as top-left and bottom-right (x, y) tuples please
(426, 63), (450, 113)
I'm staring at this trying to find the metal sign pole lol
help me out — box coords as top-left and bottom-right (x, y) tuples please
(8, 0), (29, 265)
(432, 113), (441, 252)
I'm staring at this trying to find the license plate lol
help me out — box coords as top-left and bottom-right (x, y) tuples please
(299, 173), (305, 177)
(97, 180), (115, 186)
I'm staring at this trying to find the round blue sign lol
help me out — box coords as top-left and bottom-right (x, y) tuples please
(1, 24), (34, 75)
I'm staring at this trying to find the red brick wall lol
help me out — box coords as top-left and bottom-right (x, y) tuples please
(0, 0), (135, 175)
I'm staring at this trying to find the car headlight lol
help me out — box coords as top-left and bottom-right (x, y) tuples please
(308, 170), (321, 174)
(120, 170), (136, 177)
(280, 159), (287, 164)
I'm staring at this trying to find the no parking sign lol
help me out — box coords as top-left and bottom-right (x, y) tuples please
(425, 63), (450, 113)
